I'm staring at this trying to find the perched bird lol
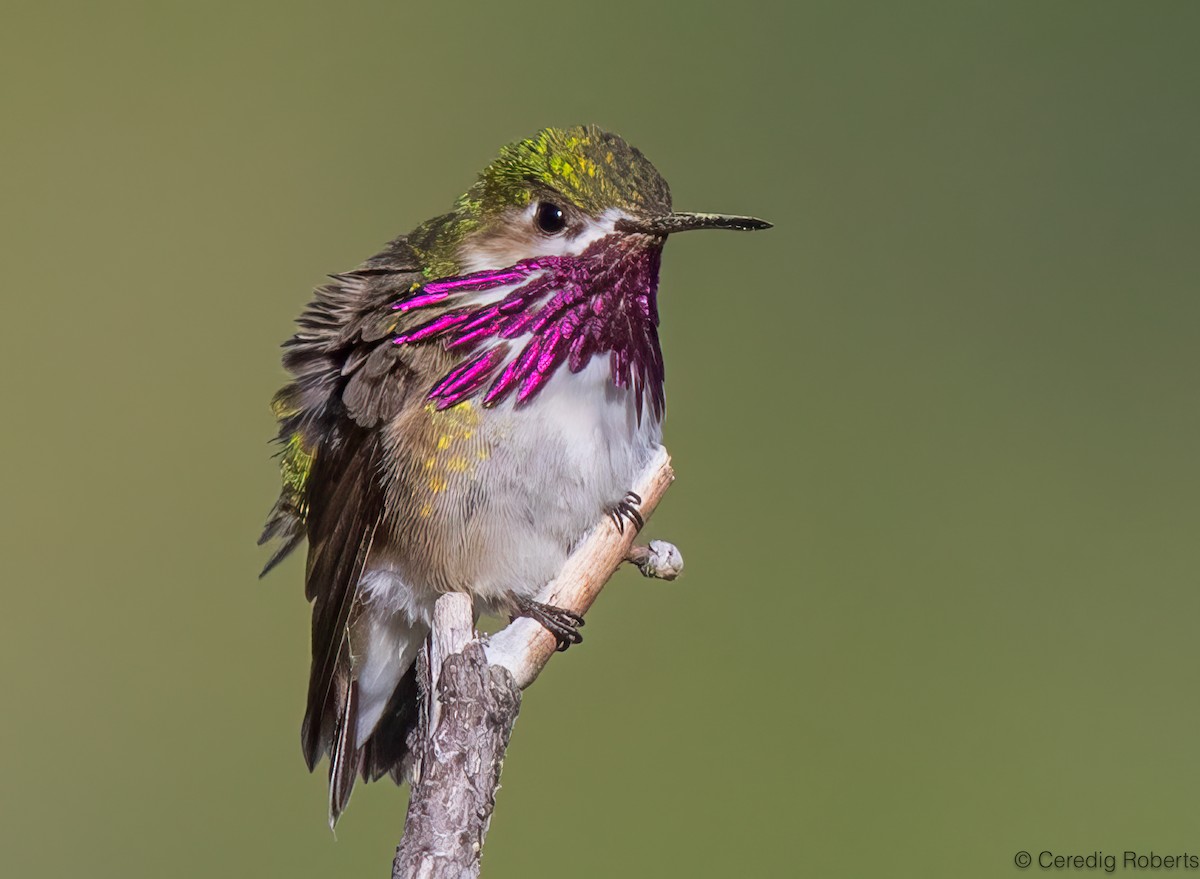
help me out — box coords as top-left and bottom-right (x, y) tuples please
(261, 125), (770, 824)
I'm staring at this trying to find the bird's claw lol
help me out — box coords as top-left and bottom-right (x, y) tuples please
(512, 596), (585, 652)
(606, 491), (644, 535)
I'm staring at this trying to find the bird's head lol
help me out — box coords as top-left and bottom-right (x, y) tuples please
(411, 125), (769, 277)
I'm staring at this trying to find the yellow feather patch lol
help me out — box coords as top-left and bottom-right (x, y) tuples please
(281, 433), (314, 496)
(419, 401), (486, 494)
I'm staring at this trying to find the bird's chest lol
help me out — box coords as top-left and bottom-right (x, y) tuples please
(381, 358), (662, 605)
(493, 357), (662, 529)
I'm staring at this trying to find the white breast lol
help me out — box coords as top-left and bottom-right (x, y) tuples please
(463, 353), (662, 604)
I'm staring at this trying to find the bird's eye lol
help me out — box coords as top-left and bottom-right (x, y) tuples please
(535, 202), (567, 235)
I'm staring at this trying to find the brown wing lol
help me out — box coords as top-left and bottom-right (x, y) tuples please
(260, 236), (428, 796)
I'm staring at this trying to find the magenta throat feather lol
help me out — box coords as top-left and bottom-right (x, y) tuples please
(393, 233), (666, 420)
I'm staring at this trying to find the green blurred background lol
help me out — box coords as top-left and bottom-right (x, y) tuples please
(3, 2), (1198, 876)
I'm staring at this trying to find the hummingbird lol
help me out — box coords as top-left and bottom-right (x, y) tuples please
(260, 125), (770, 824)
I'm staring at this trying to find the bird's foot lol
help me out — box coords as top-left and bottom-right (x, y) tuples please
(606, 491), (644, 535)
(511, 594), (585, 652)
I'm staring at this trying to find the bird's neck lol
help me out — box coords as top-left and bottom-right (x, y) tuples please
(393, 234), (665, 420)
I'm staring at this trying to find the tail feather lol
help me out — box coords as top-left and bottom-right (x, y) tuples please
(361, 663), (421, 783)
(307, 606), (429, 826)
(328, 678), (361, 826)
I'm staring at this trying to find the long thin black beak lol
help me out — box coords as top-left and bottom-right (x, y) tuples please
(615, 212), (773, 235)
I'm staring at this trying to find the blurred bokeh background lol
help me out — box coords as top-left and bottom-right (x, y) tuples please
(2, 2), (1198, 877)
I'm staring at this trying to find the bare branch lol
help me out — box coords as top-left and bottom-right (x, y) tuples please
(392, 446), (676, 877)
(626, 539), (684, 581)
(393, 594), (519, 879)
